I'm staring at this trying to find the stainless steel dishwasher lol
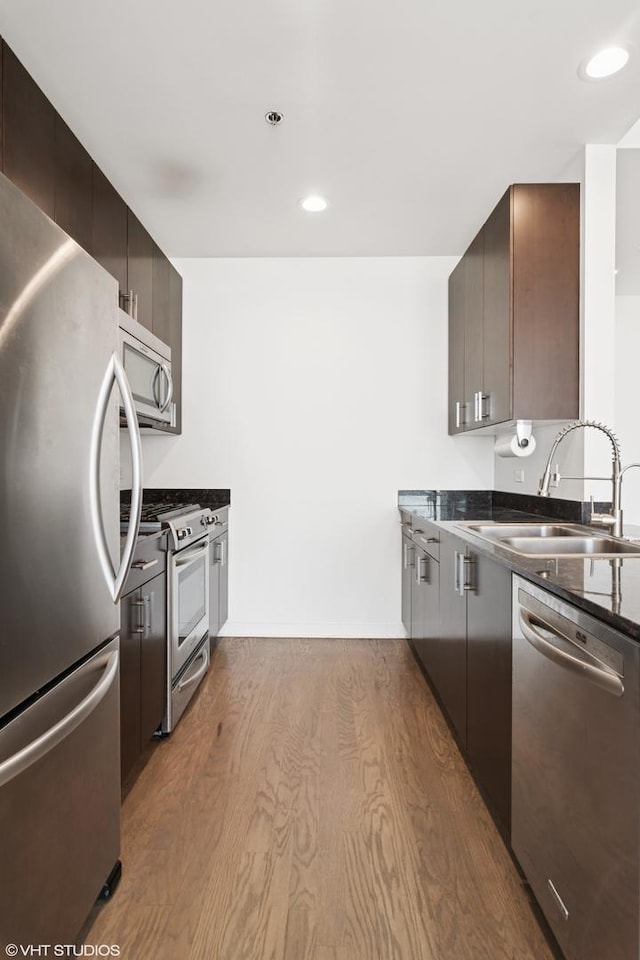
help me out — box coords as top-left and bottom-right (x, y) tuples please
(512, 575), (639, 960)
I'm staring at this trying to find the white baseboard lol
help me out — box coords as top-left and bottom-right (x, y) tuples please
(218, 621), (406, 639)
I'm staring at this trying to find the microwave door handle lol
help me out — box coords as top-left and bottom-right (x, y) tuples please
(90, 353), (143, 603)
(151, 365), (161, 408)
(159, 362), (173, 413)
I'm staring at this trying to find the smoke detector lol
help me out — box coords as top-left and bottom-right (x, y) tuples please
(265, 110), (284, 126)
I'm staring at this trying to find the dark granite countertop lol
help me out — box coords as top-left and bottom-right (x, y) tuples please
(398, 490), (640, 641)
(121, 487), (231, 512)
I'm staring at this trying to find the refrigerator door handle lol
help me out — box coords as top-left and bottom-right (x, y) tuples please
(0, 651), (118, 789)
(90, 352), (143, 602)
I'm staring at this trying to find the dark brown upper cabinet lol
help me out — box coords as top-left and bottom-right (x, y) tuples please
(448, 183), (580, 433)
(127, 210), (154, 331)
(91, 163), (128, 294)
(151, 242), (170, 343)
(0, 43), (4, 171)
(54, 117), (93, 254)
(0, 34), (183, 435)
(463, 230), (484, 426)
(448, 258), (466, 435)
(167, 264), (183, 435)
(2, 44), (55, 218)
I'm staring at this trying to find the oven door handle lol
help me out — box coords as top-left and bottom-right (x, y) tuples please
(518, 609), (624, 698)
(177, 646), (209, 693)
(90, 352), (143, 602)
(175, 542), (209, 568)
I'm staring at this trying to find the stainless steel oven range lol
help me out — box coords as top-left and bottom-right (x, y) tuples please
(122, 501), (216, 733)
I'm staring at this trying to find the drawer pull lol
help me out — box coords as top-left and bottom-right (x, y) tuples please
(131, 558), (159, 571)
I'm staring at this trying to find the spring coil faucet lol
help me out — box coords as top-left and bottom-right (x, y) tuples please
(537, 420), (627, 537)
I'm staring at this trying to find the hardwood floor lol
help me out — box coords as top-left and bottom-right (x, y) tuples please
(85, 638), (555, 960)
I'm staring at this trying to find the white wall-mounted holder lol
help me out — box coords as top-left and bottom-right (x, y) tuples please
(494, 420), (536, 458)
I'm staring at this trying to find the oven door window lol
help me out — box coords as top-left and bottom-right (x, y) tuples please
(176, 552), (207, 644)
(123, 342), (164, 409)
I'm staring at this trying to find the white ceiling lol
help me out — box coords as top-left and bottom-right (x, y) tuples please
(1, 0), (640, 257)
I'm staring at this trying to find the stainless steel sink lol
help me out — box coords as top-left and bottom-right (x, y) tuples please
(465, 523), (587, 539)
(499, 536), (640, 557)
(459, 521), (640, 558)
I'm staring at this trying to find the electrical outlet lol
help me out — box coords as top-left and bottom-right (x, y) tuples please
(513, 468), (525, 483)
(550, 464), (560, 488)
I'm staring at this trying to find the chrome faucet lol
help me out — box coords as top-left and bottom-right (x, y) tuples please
(537, 420), (626, 536)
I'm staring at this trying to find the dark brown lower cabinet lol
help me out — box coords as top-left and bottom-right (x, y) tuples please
(466, 552), (512, 833)
(401, 532), (414, 634)
(405, 528), (513, 835)
(433, 532), (468, 749)
(410, 544), (440, 678)
(120, 573), (166, 783)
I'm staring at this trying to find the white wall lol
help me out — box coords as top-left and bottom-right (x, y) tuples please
(493, 422), (584, 500)
(129, 257), (494, 637)
(582, 146), (617, 494)
(615, 296), (640, 526)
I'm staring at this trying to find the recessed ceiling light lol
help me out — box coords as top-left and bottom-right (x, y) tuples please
(582, 46), (630, 79)
(300, 195), (328, 213)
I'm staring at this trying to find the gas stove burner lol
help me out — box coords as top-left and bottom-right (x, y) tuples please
(153, 503), (201, 521)
(122, 501), (202, 524)
(121, 500), (213, 551)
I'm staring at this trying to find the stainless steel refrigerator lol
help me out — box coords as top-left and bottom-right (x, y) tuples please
(0, 172), (142, 946)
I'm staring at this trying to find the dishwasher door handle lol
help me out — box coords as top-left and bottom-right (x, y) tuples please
(518, 609), (624, 698)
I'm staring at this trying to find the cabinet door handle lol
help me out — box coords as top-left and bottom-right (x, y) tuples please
(480, 393), (490, 421)
(415, 555), (429, 584)
(455, 401), (464, 429)
(462, 556), (476, 594)
(403, 543), (414, 569)
(454, 551), (473, 596)
(475, 391), (484, 423)
(143, 593), (152, 632)
(214, 539), (226, 566)
(131, 597), (149, 635)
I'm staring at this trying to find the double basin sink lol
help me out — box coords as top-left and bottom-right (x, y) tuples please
(459, 523), (640, 559)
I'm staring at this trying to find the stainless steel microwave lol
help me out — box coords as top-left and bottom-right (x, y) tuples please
(118, 310), (175, 430)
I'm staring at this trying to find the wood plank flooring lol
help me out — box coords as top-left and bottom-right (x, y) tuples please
(85, 638), (555, 960)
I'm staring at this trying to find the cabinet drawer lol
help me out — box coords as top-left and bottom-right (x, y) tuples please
(412, 526), (440, 561)
(122, 534), (167, 594)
